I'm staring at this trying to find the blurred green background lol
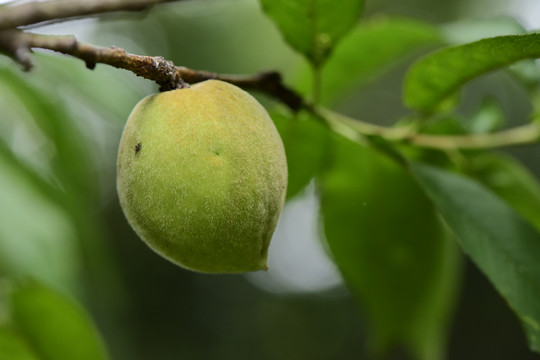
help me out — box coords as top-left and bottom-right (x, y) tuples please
(1, 0), (540, 359)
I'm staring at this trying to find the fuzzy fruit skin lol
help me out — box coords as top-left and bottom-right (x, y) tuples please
(117, 80), (287, 273)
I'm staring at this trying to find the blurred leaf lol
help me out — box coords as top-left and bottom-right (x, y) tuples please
(0, 65), (125, 295)
(272, 112), (330, 200)
(404, 34), (540, 113)
(1, 59), (127, 336)
(469, 153), (540, 231)
(316, 16), (442, 104)
(0, 144), (80, 291)
(411, 163), (540, 353)
(0, 327), (39, 360)
(259, 0), (364, 66)
(10, 281), (109, 360)
(33, 54), (149, 123)
(0, 68), (93, 196)
(468, 97), (505, 134)
(319, 136), (460, 359)
(0, 67), (93, 291)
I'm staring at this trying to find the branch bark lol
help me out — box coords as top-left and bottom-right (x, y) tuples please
(0, 0), (177, 31)
(0, 30), (184, 90)
(0, 30), (304, 109)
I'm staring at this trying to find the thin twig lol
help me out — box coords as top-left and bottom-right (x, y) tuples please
(409, 123), (540, 149)
(0, 30), (183, 90)
(0, 30), (303, 107)
(177, 67), (303, 110)
(0, 0), (177, 31)
(319, 107), (540, 150)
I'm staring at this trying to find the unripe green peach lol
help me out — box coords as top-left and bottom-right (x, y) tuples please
(117, 80), (287, 273)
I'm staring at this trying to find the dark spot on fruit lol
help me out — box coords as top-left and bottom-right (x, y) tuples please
(135, 143), (142, 154)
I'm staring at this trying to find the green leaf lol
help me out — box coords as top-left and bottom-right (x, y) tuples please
(0, 57), (126, 322)
(0, 61), (84, 293)
(319, 136), (460, 359)
(469, 153), (540, 231)
(440, 17), (540, 89)
(0, 145), (80, 291)
(411, 163), (540, 353)
(0, 327), (40, 360)
(33, 53), (149, 123)
(0, 68), (94, 196)
(259, 0), (364, 66)
(272, 112), (330, 200)
(316, 16), (442, 104)
(404, 34), (540, 113)
(9, 281), (109, 360)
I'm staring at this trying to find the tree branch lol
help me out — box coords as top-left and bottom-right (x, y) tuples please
(0, 0), (177, 31)
(0, 1), (537, 149)
(0, 30), (184, 90)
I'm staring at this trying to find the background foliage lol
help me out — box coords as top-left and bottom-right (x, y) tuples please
(2, 0), (540, 359)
